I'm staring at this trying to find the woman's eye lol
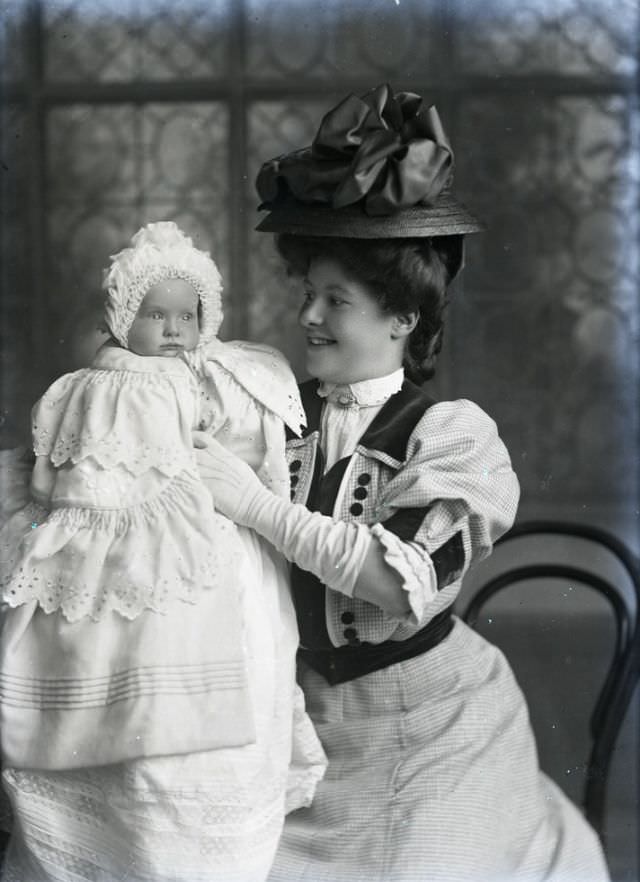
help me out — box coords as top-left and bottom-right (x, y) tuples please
(181, 313), (194, 321)
(330, 297), (347, 307)
(150, 311), (164, 320)
(302, 289), (314, 302)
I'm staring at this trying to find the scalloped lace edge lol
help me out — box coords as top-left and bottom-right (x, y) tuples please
(2, 547), (242, 623)
(34, 436), (192, 477)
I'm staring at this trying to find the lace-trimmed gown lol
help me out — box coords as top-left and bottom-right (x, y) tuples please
(0, 344), (325, 882)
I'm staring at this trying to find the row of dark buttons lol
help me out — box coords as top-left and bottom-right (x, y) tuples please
(349, 472), (371, 516)
(344, 475), (368, 644)
(289, 459), (302, 499)
(288, 457), (363, 647)
(340, 610), (360, 645)
(288, 462), (373, 516)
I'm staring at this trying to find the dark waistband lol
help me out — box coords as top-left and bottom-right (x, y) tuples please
(298, 605), (455, 685)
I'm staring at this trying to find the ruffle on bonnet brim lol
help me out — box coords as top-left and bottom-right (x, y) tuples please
(103, 222), (224, 349)
(32, 347), (198, 477)
(0, 473), (243, 622)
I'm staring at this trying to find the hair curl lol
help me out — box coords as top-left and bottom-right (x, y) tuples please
(275, 234), (464, 383)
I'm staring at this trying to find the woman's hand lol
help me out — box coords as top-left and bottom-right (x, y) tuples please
(192, 432), (264, 523)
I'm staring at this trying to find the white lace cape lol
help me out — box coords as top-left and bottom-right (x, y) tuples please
(185, 339), (306, 436)
(0, 346), (242, 622)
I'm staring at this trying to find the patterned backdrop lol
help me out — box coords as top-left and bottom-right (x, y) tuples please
(1, 0), (639, 534)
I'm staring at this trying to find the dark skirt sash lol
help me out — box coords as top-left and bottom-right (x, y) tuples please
(298, 605), (454, 685)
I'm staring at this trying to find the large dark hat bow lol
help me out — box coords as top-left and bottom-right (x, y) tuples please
(256, 84), (484, 238)
(257, 84), (453, 217)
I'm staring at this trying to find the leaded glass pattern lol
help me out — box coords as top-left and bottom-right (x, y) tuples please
(0, 2), (638, 535)
(135, 0), (231, 80)
(45, 102), (230, 376)
(0, 0), (27, 83)
(246, 100), (328, 374)
(47, 105), (138, 204)
(453, 0), (639, 76)
(44, 0), (137, 82)
(43, 0), (231, 82)
(453, 93), (640, 510)
(245, 0), (447, 81)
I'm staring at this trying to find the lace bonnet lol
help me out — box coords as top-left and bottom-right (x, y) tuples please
(103, 221), (223, 348)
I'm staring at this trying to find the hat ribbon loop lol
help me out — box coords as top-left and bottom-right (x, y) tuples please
(257, 83), (454, 218)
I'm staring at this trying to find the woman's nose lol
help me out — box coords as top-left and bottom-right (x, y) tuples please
(299, 299), (323, 327)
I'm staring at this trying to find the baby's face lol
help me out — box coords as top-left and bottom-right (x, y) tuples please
(128, 279), (200, 357)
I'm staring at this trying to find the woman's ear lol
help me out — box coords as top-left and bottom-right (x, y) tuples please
(390, 311), (418, 339)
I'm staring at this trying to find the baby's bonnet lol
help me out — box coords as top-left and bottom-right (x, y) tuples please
(103, 222), (223, 349)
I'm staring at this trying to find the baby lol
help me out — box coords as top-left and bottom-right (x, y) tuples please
(0, 222), (325, 882)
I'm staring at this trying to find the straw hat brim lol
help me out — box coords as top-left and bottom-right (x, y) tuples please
(256, 192), (485, 238)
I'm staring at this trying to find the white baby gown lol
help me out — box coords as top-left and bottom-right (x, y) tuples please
(0, 342), (326, 882)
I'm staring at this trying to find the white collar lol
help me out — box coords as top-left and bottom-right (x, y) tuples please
(318, 368), (404, 408)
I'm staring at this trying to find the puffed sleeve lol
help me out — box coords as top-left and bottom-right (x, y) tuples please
(31, 370), (88, 458)
(373, 399), (520, 624)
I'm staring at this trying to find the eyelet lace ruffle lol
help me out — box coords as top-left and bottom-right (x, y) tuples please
(32, 364), (198, 476)
(0, 472), (242, 622)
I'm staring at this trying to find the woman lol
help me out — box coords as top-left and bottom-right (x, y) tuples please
(194, 84), (610, 882)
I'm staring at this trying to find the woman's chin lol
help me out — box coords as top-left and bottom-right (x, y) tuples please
(304, 348), (340, 382)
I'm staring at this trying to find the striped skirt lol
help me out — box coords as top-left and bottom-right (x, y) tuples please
(268, 617), (610, 882)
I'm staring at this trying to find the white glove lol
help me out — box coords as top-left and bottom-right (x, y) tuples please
(193, 432), (371, 597)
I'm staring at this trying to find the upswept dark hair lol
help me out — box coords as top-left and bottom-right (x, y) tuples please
(274, 234), (464, 383)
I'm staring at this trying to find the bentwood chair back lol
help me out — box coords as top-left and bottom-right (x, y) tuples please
(456, 521), (640, 863)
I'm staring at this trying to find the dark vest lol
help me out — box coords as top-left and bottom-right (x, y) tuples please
(289, 379), (457, 685)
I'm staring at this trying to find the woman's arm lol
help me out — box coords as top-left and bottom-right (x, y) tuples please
(194, 398), (519, 624)
(194, 432), (422, 618)
(353, 539), (413, 617)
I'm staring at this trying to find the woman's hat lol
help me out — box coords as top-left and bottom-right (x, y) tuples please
(255, 84), (484, 239)
(103, 221), (223, 348)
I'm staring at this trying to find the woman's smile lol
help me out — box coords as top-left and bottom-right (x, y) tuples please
(306, 335), (335, 346)
(298, 257), (404, 384)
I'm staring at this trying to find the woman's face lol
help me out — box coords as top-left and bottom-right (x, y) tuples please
(298, 257), (405, 385)
(128, 278), (200, 357)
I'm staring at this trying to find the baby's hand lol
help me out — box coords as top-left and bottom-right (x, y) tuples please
(192, 432), (265, 524)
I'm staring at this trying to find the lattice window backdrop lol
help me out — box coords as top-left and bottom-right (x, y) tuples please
(1, 0), (639, 533)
